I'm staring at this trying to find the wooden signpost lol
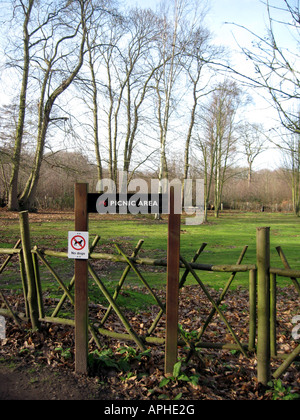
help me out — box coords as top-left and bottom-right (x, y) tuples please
(73, 184), (89, 375)
(71, 183), (181, 375)
(165, 187), (181, 375)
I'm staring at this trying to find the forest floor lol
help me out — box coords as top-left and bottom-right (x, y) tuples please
(0, 286), (299, 401)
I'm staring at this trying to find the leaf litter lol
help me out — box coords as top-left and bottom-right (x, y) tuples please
(0, 285), (299, 400)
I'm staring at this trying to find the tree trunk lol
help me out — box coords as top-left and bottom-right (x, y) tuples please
(8, 0), (34, 211)
(87, 37), (102, 183)
(248, 160), (253, 187)
(19, 6), (87, 210)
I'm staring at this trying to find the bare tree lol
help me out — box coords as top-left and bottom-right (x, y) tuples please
(280, 126), (300, 215)
(85, 29), (103, 184)
(7, 0), (34, 210)
(19, 0), (90, 210)
(96, 13), (125, 182)
(84, 6), (164, 185)
(229, 0), (300, 134)
(227, 0), (300, 214)
(198, 80), (243, 218)
(214, 81), (242, 217)
(154, 0), (194, 186)
(4, 0), (97, 210)
(80, 0), (118, 184)
(238, 122), (265, 186)
(182, 25), (222, 181)
(196, 131), (216, 222)
(121, 8), (163, 175)
(0, 101), (37, 204)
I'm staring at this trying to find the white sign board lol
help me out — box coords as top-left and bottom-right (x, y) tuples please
(68, 231), (89, 260)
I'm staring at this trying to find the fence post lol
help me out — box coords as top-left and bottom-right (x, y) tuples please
(248, 268), (257, 352)
(165, 187), (181, 376)
(19, 211), (40, 330)
(74, 183), (89, 375)
(256, 227), (271, 386)
(270, 272), (277, 357)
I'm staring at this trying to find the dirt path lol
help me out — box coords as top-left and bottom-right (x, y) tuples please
(0, 363), (103, 400)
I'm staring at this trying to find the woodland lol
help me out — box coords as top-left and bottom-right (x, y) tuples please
(0, 0), (299, 218)
(1, 0), (300, 401)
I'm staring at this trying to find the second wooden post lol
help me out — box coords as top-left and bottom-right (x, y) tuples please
(256, 226), (271, 386)
(165, 187), (181, 375)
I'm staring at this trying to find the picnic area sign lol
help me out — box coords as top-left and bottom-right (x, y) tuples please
(72, 178), (203, 375)
(87, 193), (169, 214)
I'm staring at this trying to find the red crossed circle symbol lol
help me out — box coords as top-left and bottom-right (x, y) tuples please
(71, 235), (86, 251)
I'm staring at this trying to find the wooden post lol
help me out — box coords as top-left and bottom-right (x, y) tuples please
(32, 247), (44, 320)
(273, 343), (300, 379)
(248, 268), (257, 352)
(74, 183), (89, 375)
(270, 272), (277, 357)
(165, 187), (181, 375)
(256, 227), (271, 386)
(19, 211), (40, 330)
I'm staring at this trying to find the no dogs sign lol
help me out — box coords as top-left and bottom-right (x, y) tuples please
(68, 231), (89, 259)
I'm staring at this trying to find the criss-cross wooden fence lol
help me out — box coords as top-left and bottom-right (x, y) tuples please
(0, 213), (299, 386)
(270, 246), (300, 380)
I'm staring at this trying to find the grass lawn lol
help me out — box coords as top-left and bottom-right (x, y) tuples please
(93, 211), (300, 289)
(1, 210), (300, 310)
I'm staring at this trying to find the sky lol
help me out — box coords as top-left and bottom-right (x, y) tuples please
(124, 0), (289, 44)
(1, 1), (296, 170)
(124, 0), (296, 169)
(124, 0), (280, 44)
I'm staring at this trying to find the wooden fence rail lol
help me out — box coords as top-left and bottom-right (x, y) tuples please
(40, 249), (256, 273)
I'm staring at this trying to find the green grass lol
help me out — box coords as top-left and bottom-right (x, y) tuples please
(1, 210), (300, 311)
(91, 211), (300, 289)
